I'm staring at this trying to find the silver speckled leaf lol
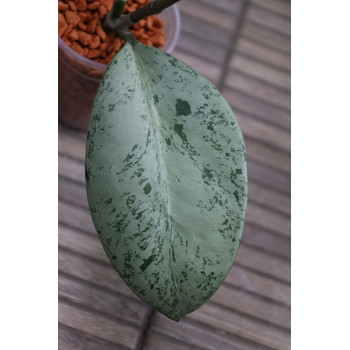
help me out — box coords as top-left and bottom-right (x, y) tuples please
(85, 40), (248, 321)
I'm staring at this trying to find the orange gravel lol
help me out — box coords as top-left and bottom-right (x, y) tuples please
(58, 0), (165, 65)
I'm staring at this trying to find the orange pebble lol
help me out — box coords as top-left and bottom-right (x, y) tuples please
(87, 1), (100, 10)
(58, 12), (67, 36)
(78, 12), (88, 22)
(87, 19), (97, 33)
(96, 25), (107, 41)
(78, 22), (88, 31)
(62, 24), (74, 41)
(88, 49), (100, 59)
(65, 11), (80, 26)
(76, 0), (88, 11)
(89, 35), (100, 49)
(58, 1), (69, 11)
(71, 42), (84, 55)
(68, 1), (77, 11)
(68, 29), (79, 41)
(77, 30), (92, 46)
(98, 5), (107, 19)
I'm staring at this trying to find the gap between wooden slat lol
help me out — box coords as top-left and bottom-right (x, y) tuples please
(226, 69), (291, 109)
(59, 323), (130, 350)
(242, 21), (290, 54)
(246, 4), (291, 36)
(188, 302), (290, 349)
(222, 87), (291, 131)
(251, 0), (291, 18)
(151, 313), (276, 350)
(58, 298), (141, 349)
(59, 273), (153, 345)
(178, 0), (237, 31)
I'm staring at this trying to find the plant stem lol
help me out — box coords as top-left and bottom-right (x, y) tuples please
(105, 0), (181, 32)
(104, 0), (127, 32)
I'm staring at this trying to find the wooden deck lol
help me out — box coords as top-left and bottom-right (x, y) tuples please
(58, 0), (291, 349)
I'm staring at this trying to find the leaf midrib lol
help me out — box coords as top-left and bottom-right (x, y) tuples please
(132, 43), (179, 316)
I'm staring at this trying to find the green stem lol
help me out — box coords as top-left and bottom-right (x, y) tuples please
(109, 0), (181, 30)
(103, 0), (127, 32)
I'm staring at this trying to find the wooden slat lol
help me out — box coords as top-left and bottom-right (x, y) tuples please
(59, 273), (149, 326)
(193, 0), (242, 14)
(247, 181), (290, 216)
(231, 55), (290, 90)
(246, 5), (291, 36)
(211, 284), (291, 329)
(236, 111), (291, 152)
(226, 70), (291, 109)
(59, 324), (126, 350)
(58, 154), (84, 183)
(236, 245), (290, 283)
(178, 13), (232, 47)
(58, 300), (140, 349)
(58, 247), (137, 299)
(251, 0), (291, 18)
(59, 200), (93, 234)
(189, 303), (291, 350)
(151, 313), (273, 350)
(246, 202), (290, 237)
(144, 332), (200, 350)
(59, 176), (88, 208)
(175, 31), (227, 65)
(225, 265), (291, 306)
(242, 223), (291, 260)
(59, 224), (106, 262)
(245, 137), (290, 173)
(248, 160), (290, 194)
(236, 38), (291, 71)
(58, 132), (86, 160)
(242, 21), (291, 54)
(222, 88), (291, 130)
(178, 0), (236, 31)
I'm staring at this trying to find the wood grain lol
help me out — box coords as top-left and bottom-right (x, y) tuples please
(150, 313), (273, 350)
(59, 273), (150, 326)
(59, 324), (128, 350)
(247, 5), (291, 36)
(236, 38), (291, 71)
(178, 0), (236, 31)
(226, 69), (291, 109)
(222, 87), (291, 130)
(231, 55), (290, 90)
(251, 0), (291, 18)
(189, 303), (291, 349)
(58, 300), (141, 349)
(242, 21), (291, 54)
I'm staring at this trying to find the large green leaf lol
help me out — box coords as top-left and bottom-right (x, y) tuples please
(85, 39), (248, 321)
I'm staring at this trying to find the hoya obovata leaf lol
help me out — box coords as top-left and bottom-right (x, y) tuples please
(85, 39), (248, 321)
